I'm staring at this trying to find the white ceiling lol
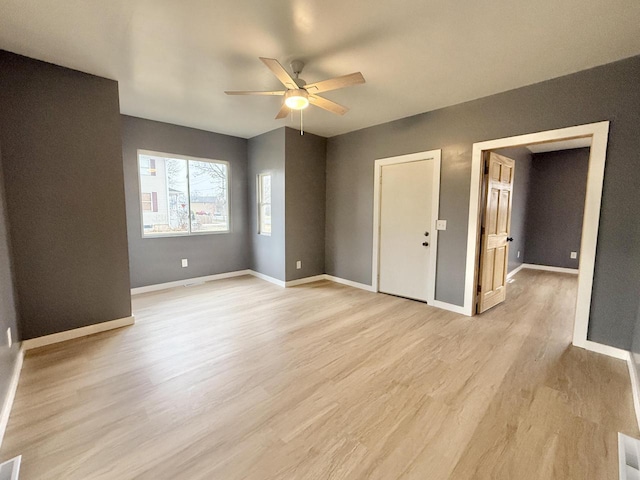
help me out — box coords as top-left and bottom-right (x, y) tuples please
(0, 0), (639, 139)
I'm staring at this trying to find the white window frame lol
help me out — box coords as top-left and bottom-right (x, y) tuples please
(137, 149), (231, 238)
(257, 173), (272, 236)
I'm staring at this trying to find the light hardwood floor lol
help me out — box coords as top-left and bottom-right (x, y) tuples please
(1, 270), (637, 479)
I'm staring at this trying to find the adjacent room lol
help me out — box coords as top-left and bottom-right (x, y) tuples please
(0, 0), (640, 478)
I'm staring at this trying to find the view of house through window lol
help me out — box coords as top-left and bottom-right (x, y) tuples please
(138, 151), (229, 236)
(258, 173), (272, 235)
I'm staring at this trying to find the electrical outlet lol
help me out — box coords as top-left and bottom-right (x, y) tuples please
(181, 258), (188, 268)
(436, 220), (447, 231)
(6, 328), (11, 348)
(517, 251), (520, 258)
(296, 260), (302, 270)
(570, 251), (577, 259)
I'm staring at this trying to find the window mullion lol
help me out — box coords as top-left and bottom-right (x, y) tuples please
(186, 159), (192, 235)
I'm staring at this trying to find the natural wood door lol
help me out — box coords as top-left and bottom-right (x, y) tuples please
(477, 152), (515, 313)
(379, 159), (434, 302)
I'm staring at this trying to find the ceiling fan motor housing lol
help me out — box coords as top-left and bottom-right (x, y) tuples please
(290, 59), (305, 76)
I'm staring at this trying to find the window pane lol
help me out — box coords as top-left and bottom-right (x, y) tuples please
(139, 154), (189, 236)
(259, 174), (272, 235)
(188, 160), (229, 232)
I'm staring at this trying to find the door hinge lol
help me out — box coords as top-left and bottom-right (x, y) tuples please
(484, 162), (489, 175)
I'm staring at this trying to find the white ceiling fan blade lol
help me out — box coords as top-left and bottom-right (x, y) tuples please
(305, 72), (365, 94)
(309, 95), (348, 115)
(275, 103), (290, 119)
(260, 57), (298, 90)
(225, 90), (285, 96)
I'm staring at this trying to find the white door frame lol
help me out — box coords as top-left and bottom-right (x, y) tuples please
(372, 150), (441, 304)
(462, 121), (623, 358)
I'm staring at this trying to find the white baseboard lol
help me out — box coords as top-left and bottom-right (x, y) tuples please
(574, 339), (629, 360)
(131, 270), (252, 295)
(128, 271), (484, 318)
(22, 316), (135, 350)
(285, 275), (327, 287)
(0, 346), (24, 449)
(249, 271), (286, 287)
(250, 272), (376, 292)
(130, 270), (366, 293)
(626, 352), (640, 431)
(507, 264), (525, 279)
(323, 275), (376, 292)
(521, 264), (579, 275)
(430, 300), (467, 315)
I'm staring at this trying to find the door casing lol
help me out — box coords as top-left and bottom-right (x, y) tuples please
(463, 121), (618, 357)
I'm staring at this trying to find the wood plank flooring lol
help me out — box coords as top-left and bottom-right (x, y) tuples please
(1, 270), (637, 479)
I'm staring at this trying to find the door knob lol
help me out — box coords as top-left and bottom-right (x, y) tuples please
(422, 241), (429, 247)
(506, 237), (514, 242)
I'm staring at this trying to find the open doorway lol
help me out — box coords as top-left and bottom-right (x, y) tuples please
(476, 142), (589, 313)
(463, 122), (619, 357)
(501, 142), (590, 278)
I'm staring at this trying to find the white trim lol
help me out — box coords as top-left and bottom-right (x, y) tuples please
(521, 264), (579, 275)
(131, 270), (252, 295)
(324, 274), (376, 292)
(430, 300), (467, 315)
(618, 433), (640, 480)
(22, 316), (135, 350)
(285, 275), (327, 287)
(0, 347), (23, 449)
(249, 271), (287, 287)
(372, 149), (442, 303)
(507, 264), (525, 279)
(463, 122), (610, 354)
(580, 339), (629, 361)
(0, 455), (21, 480)
(626, 352), (640, 431)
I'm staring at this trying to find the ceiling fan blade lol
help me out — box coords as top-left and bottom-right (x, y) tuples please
(260, 57), (298, 90)
(304, 72), (365, 94)
(309, 95), (349, 115)
(225, 90), (285, 96)
(275, 103), (290, 119)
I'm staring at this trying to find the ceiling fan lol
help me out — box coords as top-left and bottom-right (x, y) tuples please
(225, 57), (365, 119)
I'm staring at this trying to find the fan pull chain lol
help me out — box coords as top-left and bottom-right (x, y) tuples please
(300, 109), (304, 135)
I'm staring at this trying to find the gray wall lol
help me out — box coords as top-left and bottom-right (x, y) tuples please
(325, 55), (640, 350)
(494, 147), (532, 274)
(0, 144), (21, 423)
(285, 128), (327, 281)
(122, 116), (249, 288)
(248, 128), (286, 281)
(0, 50), (131, 340)
(525, 148), (589, 269)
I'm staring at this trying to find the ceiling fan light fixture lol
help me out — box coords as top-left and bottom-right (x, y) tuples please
(284, 89), (309, 110)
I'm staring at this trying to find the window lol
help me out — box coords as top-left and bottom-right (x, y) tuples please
(258, 173), (272, 236)
(138, 151), (230, 237)
(139, 157), (156, 176)
(141, 192), (158, 212)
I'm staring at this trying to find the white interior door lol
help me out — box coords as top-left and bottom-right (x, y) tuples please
(378, 159), (434, 302)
